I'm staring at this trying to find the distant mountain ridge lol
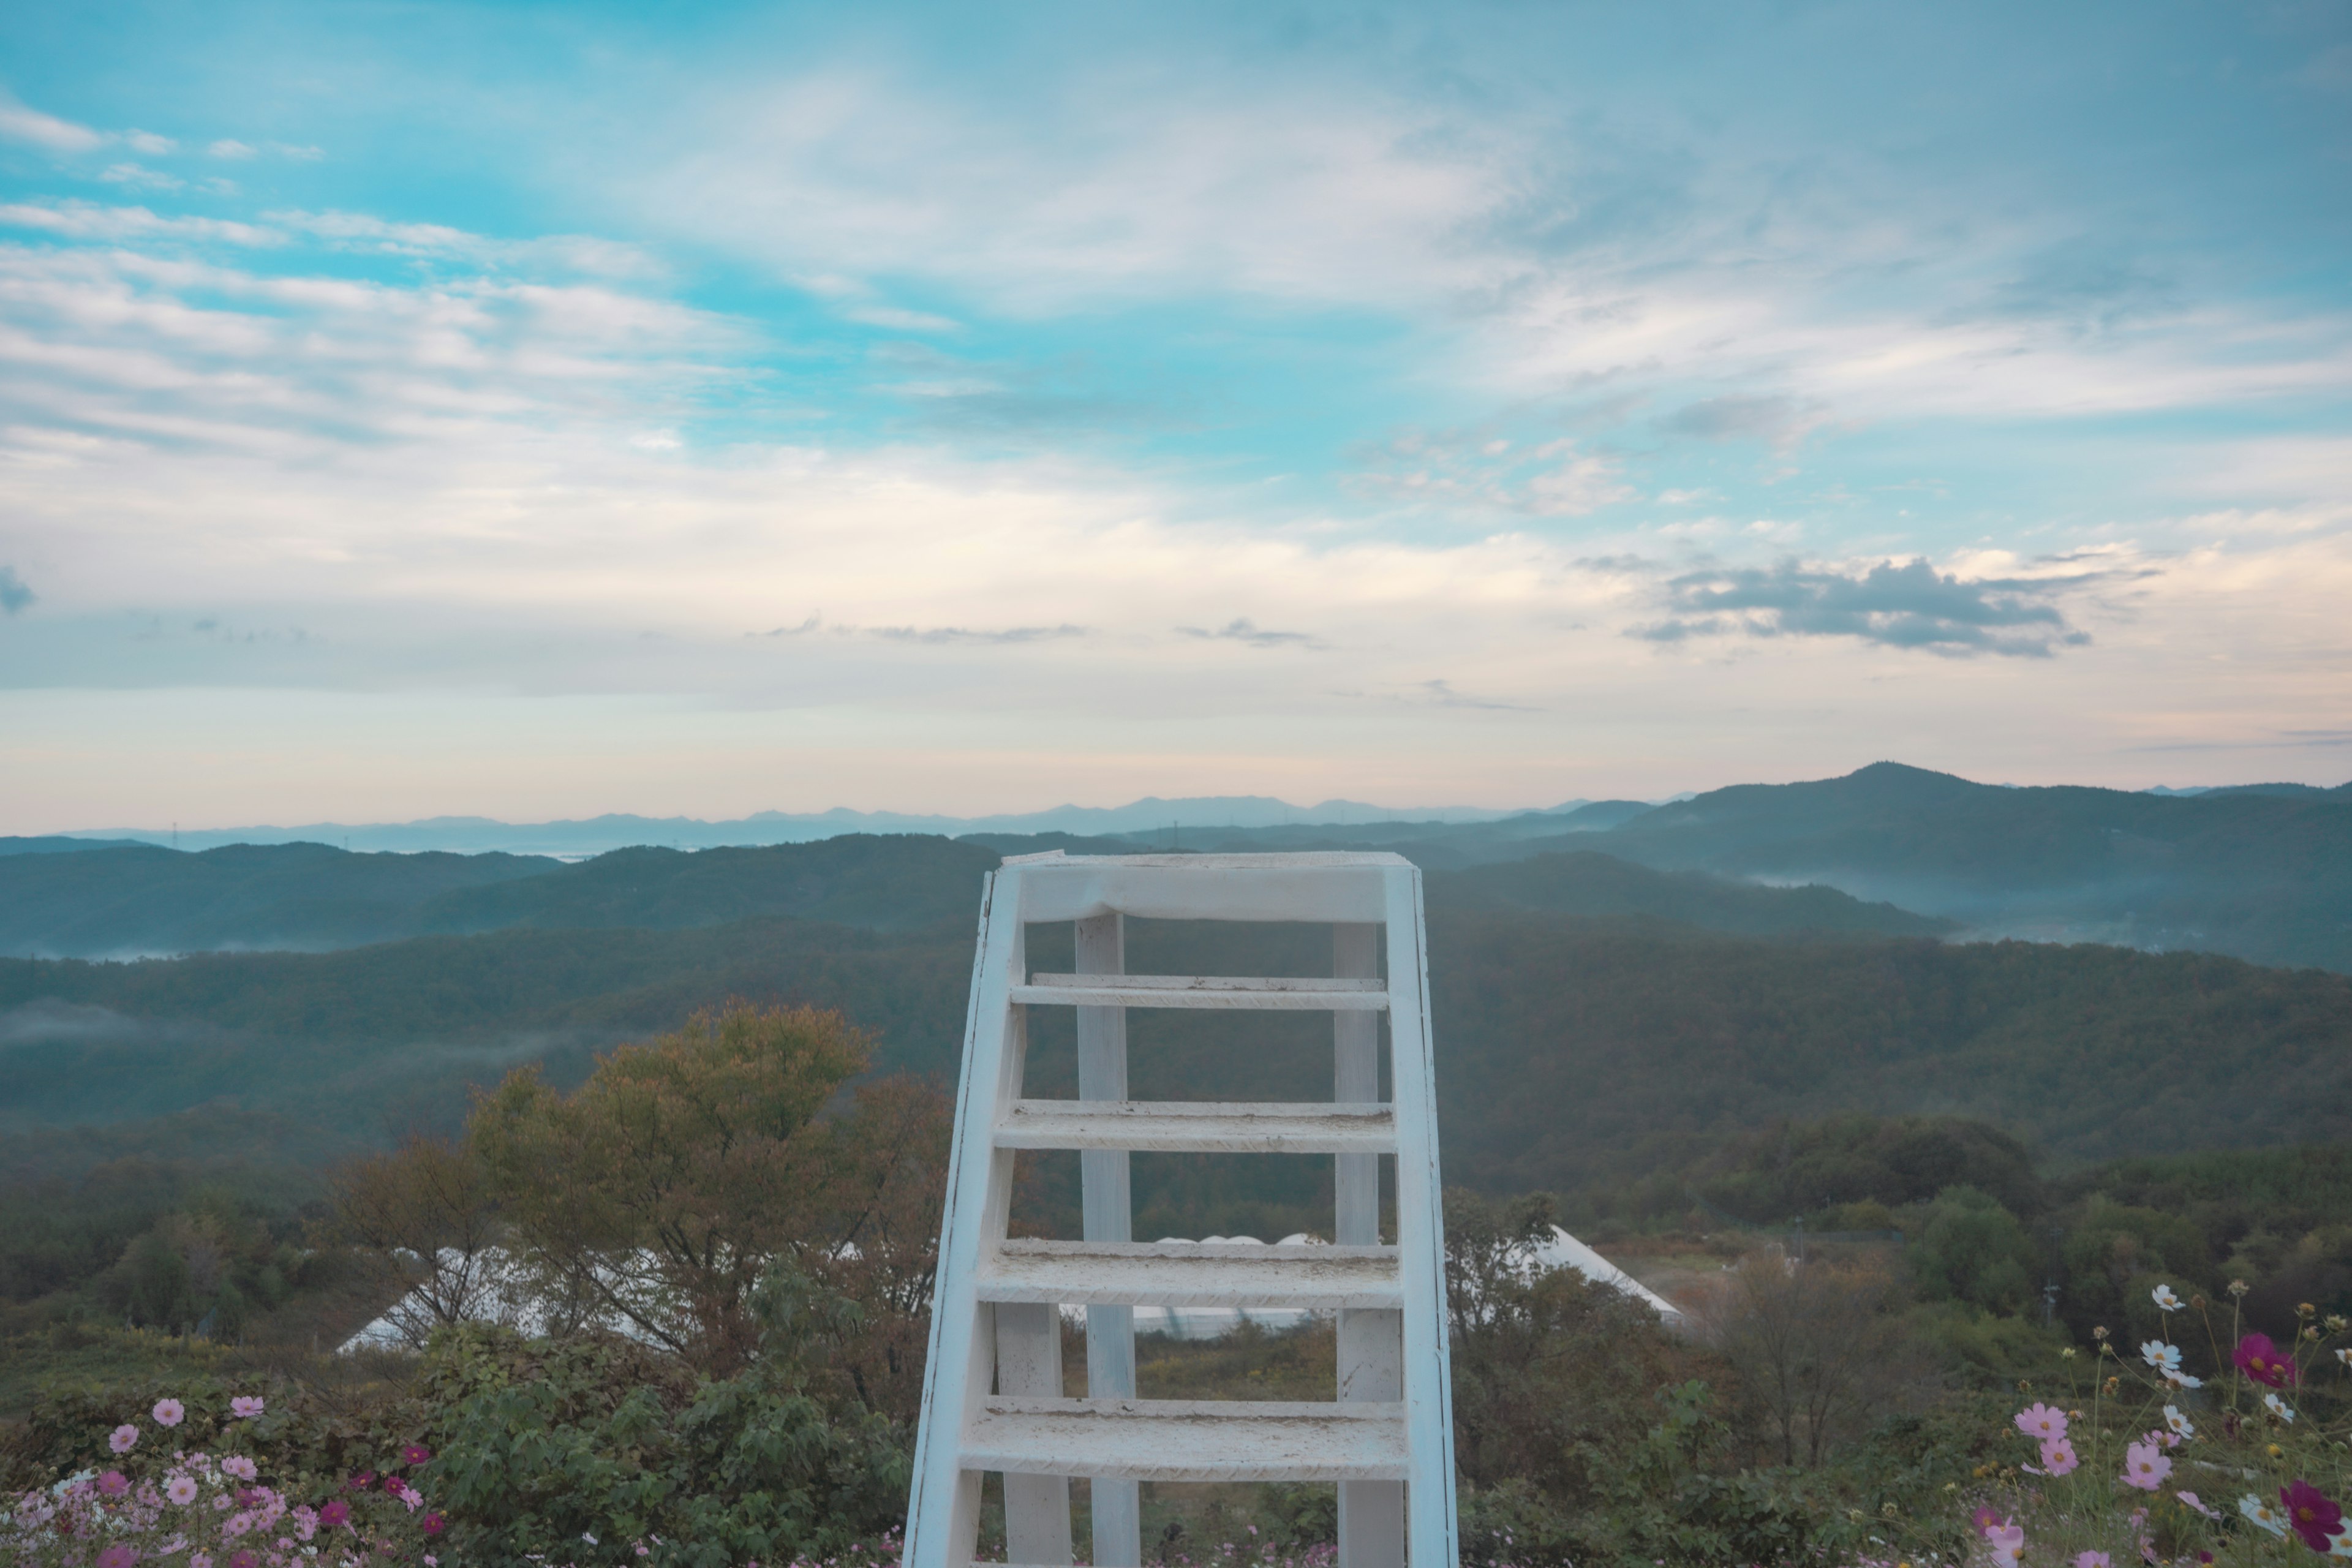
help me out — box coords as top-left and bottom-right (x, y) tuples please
(35, 793), (1599, 858)
(0, 832), (1938, 959)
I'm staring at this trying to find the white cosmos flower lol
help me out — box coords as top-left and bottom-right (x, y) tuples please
(2266, 1392), (2297, 1423)
(2141, 1340), (2182, 1371)
(2337, 1347), (2351, 1368)
(2244, 1495), (2290, 1536)
(2152, 1283), (2182, 1311)
(2163, 1404), (2195, 1439)
(2165, 1368), (2204, 1389)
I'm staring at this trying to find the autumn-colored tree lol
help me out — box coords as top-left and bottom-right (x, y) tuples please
(469, 1001), (949, 1390)
(1697, 1246), (1915, 1467)
(331, 1133), (505, 1348)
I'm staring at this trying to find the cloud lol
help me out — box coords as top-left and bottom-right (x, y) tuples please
(0, 201), (280, 246)
(867, 623), (1089, 644)
(207, 138), (257, 159)
(844, 305), (959, 333)
(0, 95), (107, 153)
(1665, 394), (1825, 451)
(1354, 432), (1635, 518)
(1632, 557), (2100, 658)
(96, 162), (183, 192)
(1419, 679), (1534, 711)
(1177, 618), (1322, 649)
(0, 567), (32, 614)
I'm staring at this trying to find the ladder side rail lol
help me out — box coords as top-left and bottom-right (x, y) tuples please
(1075, 911), (1141, 1568)
(1382, 868), (1458, 1568)
(1333, 921), (1404, 1568)
(905, 873), (1029, 1568)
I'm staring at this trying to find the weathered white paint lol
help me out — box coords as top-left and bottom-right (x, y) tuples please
(1074, 911), (1140, 1568)
(901, 853), (1457, 1568)
(995, 1099), (1396, 1153)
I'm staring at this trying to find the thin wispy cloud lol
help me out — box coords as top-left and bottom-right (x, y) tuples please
(1176, 619), (1322, 649)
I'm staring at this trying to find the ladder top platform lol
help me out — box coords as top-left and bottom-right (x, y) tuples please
(990, 850), (1417, 924)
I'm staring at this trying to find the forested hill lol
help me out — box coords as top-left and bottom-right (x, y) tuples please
(0, 832), (1940, 959)
(4, 905), (2346, 1203)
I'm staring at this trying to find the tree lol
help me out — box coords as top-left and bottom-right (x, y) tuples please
(470, 1001), (949, 1384)
(331, 1132), (505, 1349)
(1699, 1246), (1912, 1468)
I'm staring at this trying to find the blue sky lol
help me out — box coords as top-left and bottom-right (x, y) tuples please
(0, 1), (2346, 829)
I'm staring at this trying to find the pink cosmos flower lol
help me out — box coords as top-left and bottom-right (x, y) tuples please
(98, 1546), (137, 1568)
(212, 1493), (232, 1511)
(109, 1423), (139, 1453)
(1972, 1506), (2002, 1536)
(402, 1443), (432, 1466)
(228, 1550), (259, 1568)
(221, 1455), (257, 1482)
(230, 1396), (264, 1420)
(190, 1554), (214, 1568)
(2074, 1555), (2111, 1568)
(2237, 1332), (2297, 1387)
(2040, 1438), (2079, 1476)
(97, 1470), (129, 1497)
(2014, 1402), (2068, 1441)
(2122, 1440), (2172, 1491)
(168, 1474), (202, 1506)
(153, 1397), (186, 1427)
(1986, 1521), (2026, 1566)
(2283, 1482), (2344, 1553)
(2178, 1492), (2217, 1519)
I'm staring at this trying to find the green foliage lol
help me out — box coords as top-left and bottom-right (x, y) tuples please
(1910, 1186), (2039, 1313)
(416, 1305), (910, 1568)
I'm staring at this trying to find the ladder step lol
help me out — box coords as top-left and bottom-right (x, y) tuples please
(1013, 973), (1389, 1011)
(978, 1240), (1403, 1309)
(995, 1099), (1395, 1154)
(966, 1398), (1408, 1482)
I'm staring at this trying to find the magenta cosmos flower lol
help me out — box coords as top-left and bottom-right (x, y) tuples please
(2237, 1332), (2297, 1387)
(2284, 1482), (2344, 1553)
(423, 1512), (445, 1535)
(401, 1443), (432, 1466)
(153, 1396), (186, 1427)
(97, 1470), (130, 1496)
(317, 1498), (350, 1528)
(97, 1546), (137, 1568)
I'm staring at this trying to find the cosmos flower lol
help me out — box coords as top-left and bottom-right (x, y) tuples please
(2267, 1391), (2298, 1422)
(2140, 1340), (2182, 1372)
(2177, 1492), (2216, 1519)
(317, 1498), (350, 1528)
(2163, 1404), (2195, 1439)
(2073, 1554), (2110, 1568)
(153, 1398), (186, 1427)
(2244, 1494), (2291, 1537)
(2122, 1440), (2171, 1491)
(221, 1455), (257, 1481)
(109, 1424), (139, 1453)
(2038, 1437), (2079, 1475)
(1986, 1521), (2026, 1566)
(2013, 1403), (2067, 1441)
(96, 1470), (129, 1497)
(2151, 1283), (2181, 1311)
(169, 1474), (202, 1505)
(2163, 1367), (2203, 1389)
(2283, 1482), (2345, 1553)
(402, 1444), (432, 1466)
(230, 1396), (265, 1419)
(97, 1547), (137, 1568)
(2238, 1332), (2297, 1387)
(423, 1512), (445, 1535)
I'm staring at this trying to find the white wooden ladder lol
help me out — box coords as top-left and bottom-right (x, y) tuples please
(903, 851), (1457, 1568)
